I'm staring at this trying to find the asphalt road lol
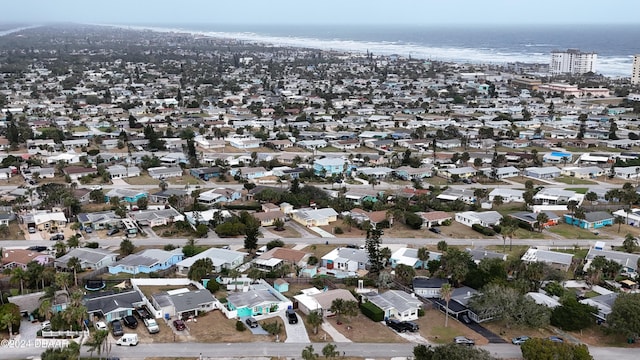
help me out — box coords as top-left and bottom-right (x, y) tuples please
(3, 341), (639, 360)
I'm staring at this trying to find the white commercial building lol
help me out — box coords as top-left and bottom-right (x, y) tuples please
(632, 55), (640, 85)
(550, 49), (597, 75)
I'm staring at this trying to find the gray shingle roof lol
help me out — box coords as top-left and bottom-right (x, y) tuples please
(169, 290), (215, 312)
(85, 291), (143, 315)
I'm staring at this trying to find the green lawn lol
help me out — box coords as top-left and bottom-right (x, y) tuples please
(317, 146), (344, 153)
(486, 244), (529, 258)
(554, 176), (597, 185)
(565, 187), (589, 194)
(69, 126), (89, 132)
(429, 325), (463, 344)
(513, 228), (546, 239)
(549, 224), (602, 239)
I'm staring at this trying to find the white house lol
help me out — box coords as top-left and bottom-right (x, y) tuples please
(365, 290), (422, 321)
(176, 248), (245, 273)
(488, 188), (525, 203)
(455, 211), (502, 228)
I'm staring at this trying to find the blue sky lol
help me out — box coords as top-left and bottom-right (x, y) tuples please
(3, 0), (639, 25)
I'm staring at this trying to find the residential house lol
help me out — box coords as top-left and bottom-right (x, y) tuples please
(107, 165), (141, 179)
(184, 209), (232, 226)
(63, 166), (97, 181)
(455, 211), (502, 228)
(190, 167), (222, 181)
(524, 166), (561, 179)
(151, 289), (217, 319)
(72, 188), (92, 204)
(390, 247), (441, 269)
(412, 277), (449, 299)
(85, 290), (144, 322)
(349, 208), (391, 228)
(56, 248), (117, 270)
(344, 189), (380, 205)
(416, 211), (452, 229)
(252, 211), (286, 227)
(440, 166), (476, 179)
(564, 211), (614, 229)
(488, 188), (524, 203)
(291, 207), (338, 227)
(480, 166), (520, 179)
(466, 248), (507, 264)
(108, 248), (184, 275)
(128, 206), (184, 227)
(224, 280), (292, 318)
(435, 138), (462, 149)
(1, 249), (53, 270)
(584, 248), (640, 274)
(235, 166), (269, 180)
(433, 286), (487, 323)
(253, 247), (310, 273)
(149, 189), (189, 204)
(613, 166), (640, 180)
(77, 211), (121, 230)
(436, 188), (476, 204)
(21, 211), (67, 232)
(393, 166), (432, 180)
(313, 157), (346, 177)
(104, 188), (148, 204)
(533, 188), (582, 205)
(509, 211), (560, 230)
(561, 166), (605, 179)
(176, 247), (245, 274)
(294, 288), (357, 317)
(147, 166), (183, 179)
(521, 248), (574, 271)
(580, 293), (619, 322)
(356, 167), (393, 179)
(365, 290), (422, 321)
(321, 247), (369, 275)
(197, 188), (241, 205)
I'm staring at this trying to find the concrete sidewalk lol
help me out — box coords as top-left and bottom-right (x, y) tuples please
(321, 322), (352, 343)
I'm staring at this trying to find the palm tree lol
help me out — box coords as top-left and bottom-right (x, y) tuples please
(492, 195), (504, 208)
(10, 267), (28, 294)
(417, 247), (430, 270)
(41, 267), (56, 289)
(67, 257), (82, 287)
(306, 310), (323, 335)
(67, 235), (80, 249)
(228, 269), (241, 292)
(38, 298), (54, 322)
(54, 272), (71, 294)
(440, 283), (453, 328)
(301, 345), (319, 360)
(0, 312), (17, 338)
(567, 200), (579, 217)
(584, 191), (598, 209)
(615, 216), (625, 233)
(623, 233), (638, 253)
(342, 215), (355, 232)
(86, 329), (109, 360)
(535, 212), (549, 233)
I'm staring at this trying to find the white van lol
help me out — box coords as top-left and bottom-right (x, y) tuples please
(115, 333), (139, 346)
(256, 245), (267, 256)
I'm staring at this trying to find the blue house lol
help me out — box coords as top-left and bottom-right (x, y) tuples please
(564, 211), (614, 229)
(84, 291), (144, 323)
(190, 167), (222, 181)
(225, 280), (292, 318)
(107, 249), (184, 275)
(390, 247), (442, 269)
(104, 188), (148, 204)
(313, 157), (346, 177)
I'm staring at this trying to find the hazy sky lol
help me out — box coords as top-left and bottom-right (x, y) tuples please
(4, 0), (639, 26)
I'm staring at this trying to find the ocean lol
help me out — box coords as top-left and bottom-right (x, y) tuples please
(146, 23), (640, 78)
(2, 23), (638, 77)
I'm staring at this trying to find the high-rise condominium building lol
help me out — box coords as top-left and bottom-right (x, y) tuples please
(632, 55), (640, 85)
(550, 49), (597, 75)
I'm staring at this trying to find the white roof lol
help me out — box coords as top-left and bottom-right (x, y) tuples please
(526, 292), (561, 308)
(176, 247), (245, 269)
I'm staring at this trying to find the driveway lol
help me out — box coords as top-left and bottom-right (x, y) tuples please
(239, 317), (269, 335)
(277, 312), (310, 343)
(464, 322), (507, 344)
(17, 319), (40, 341)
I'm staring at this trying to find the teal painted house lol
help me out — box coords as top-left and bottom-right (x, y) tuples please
(564, 211), (614, 229)
(225, 280), (292, 318)
(104, 188), (148, 204)
(273, 279), (289, 293)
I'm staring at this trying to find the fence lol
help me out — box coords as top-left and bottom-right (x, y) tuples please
(41, 330), (89, 338)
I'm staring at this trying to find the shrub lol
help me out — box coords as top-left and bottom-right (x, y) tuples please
(404, 211), (424, 230)
(206, 279), (221, 294)
(266, 239), (285, 250)
(360, 301), (384, 322)
(307, 256), (318, 266)
(235, 320), (246, 331)
(441, 219), (452, 226)
(85, 242), (99, 249)
(472, 223), (496, 236)
(334, 227), (344, 234)
(418, 308), (425, 317)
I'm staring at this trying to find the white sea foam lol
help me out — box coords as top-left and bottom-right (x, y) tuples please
(109, 24), (632, 77)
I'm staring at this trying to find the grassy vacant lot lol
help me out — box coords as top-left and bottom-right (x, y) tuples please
(564, 187), (589, 194)
(483, 320), (554, 344)
(599, 223), (640, 238)
(554, 176), (597, 185)
(384, 223), (440, 239)
(167, 176), (202, 186)
(302, 244), (341, 259)
(124, 174), (161, 185)
(485, 245), (529, 259)
(439, 222), (495, 239)
(513, 228), (547, 239)
(1, 222), (25, 240)
(548, 224), (604, 240)
(270, 225), (302, 238)
(415, 309), (488, 345)
(328, 313), (406, 343)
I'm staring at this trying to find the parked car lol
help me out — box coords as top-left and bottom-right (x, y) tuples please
(111, 320), (124, 337)
(548, 336), (564, 343)
(49, 233), (64, 241)
(245, 317), (258, 328)
(107, 228), (120, 236)
(84, 227), (93, 234)
(41, 320), (51, 330)
(454, 336), (475, 346)
(512, 336), (530, 345)
(115, 333), (138, 346)
(173, 319), (186, 331)
(123, 315), (138, 329)
(286, 309), (298, 324)
(27, 246), (48, 252)
(28, 227), (36, 234)
(429, 227), (441, 234)
(385, 319), (418, 333)
(95, 321), (107, 331)
(143, 318), (160, 334)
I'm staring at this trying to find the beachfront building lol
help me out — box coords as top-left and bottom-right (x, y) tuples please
(550, 49), (597, 75)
